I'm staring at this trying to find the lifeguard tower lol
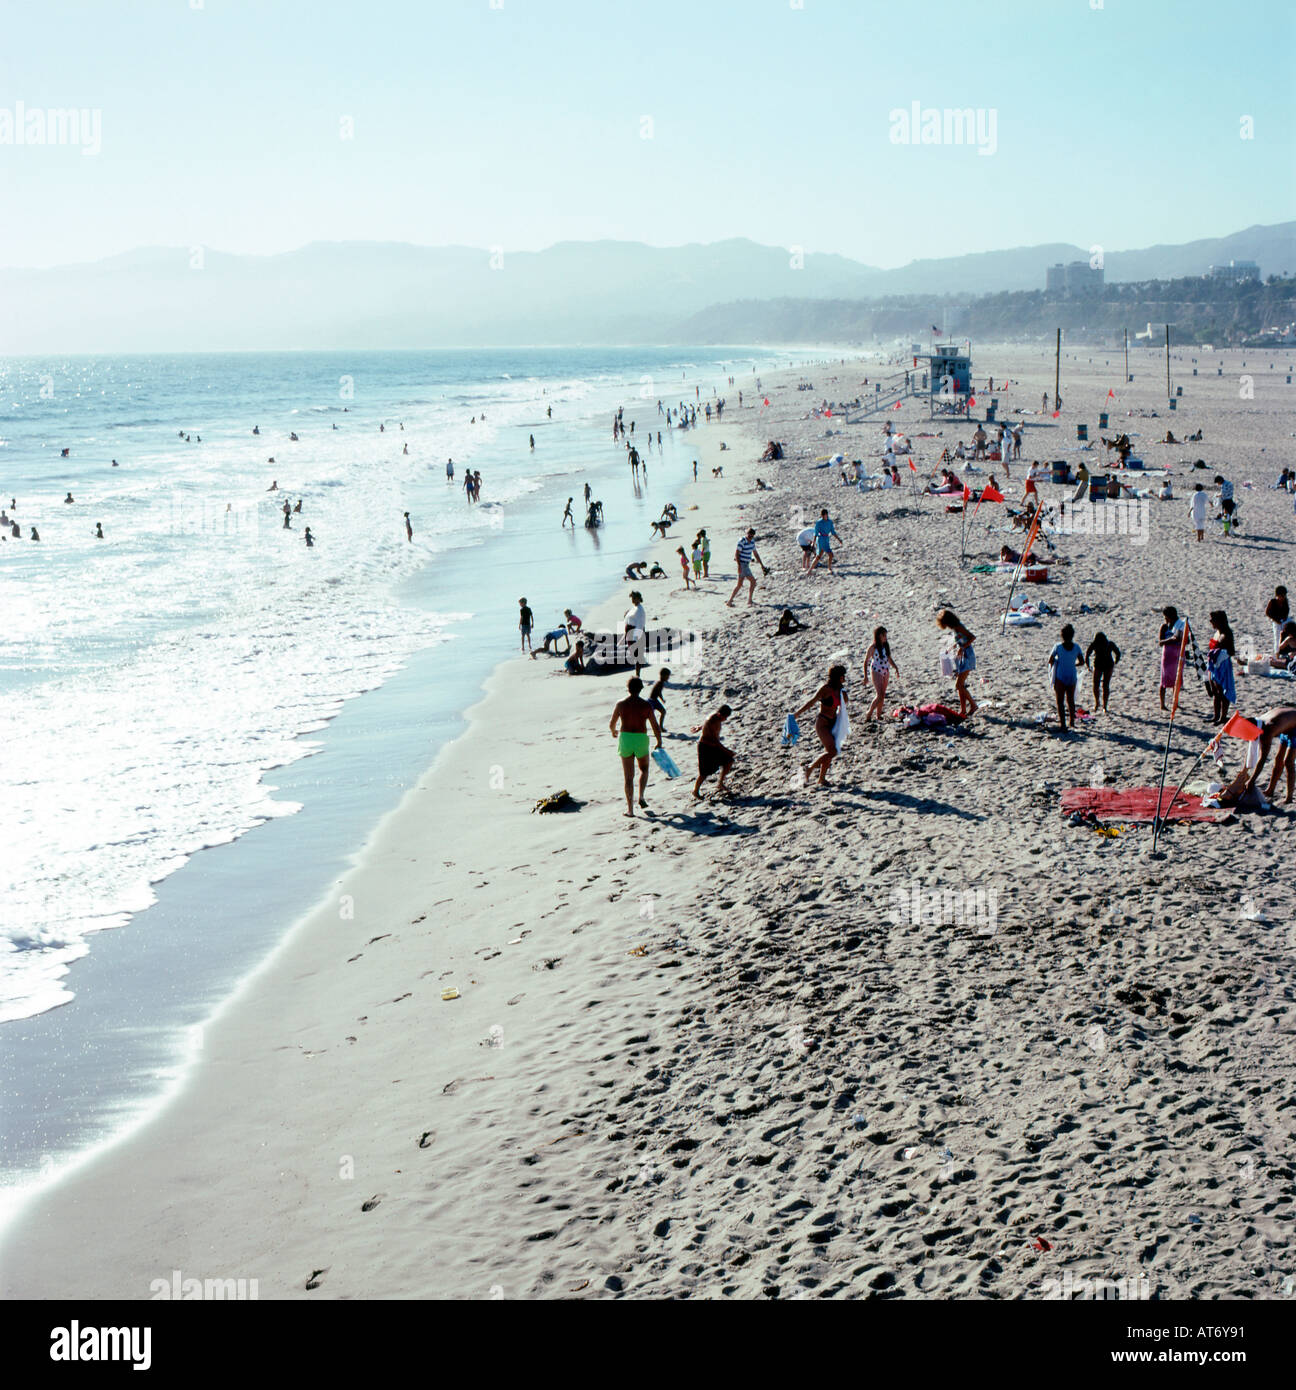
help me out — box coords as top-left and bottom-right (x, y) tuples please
(924, 344), (973, 419)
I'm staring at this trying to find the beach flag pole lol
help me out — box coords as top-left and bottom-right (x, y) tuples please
(1054, 328), (1062, 409)
(1151, 617), (1192, 852)
(1000, 505), (1043, 634)
(1165, 325), (1172, 401)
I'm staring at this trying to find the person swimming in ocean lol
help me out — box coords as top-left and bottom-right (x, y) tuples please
(94, 523), (104, 538)
(253, 426), (260, 435)
(30, 527), (39, 541)
(268, 479), (278, 491)
(293, 499), (302, 513)
(64, 492), (74, 504)
(304, 527), (314, 547)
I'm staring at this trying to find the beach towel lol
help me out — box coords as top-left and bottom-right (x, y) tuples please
(782, 713), (801, 746)
(1059, 786), (1227, 824)
(832, 697), (850, 750)
(652, 748), (682, 778)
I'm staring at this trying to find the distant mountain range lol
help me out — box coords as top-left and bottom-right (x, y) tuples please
(2, 223), (1291, 353)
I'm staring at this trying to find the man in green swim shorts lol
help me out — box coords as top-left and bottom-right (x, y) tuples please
(609, 676), (663, 818)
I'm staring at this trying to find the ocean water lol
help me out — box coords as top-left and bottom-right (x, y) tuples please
(0, 345), (829, 1208)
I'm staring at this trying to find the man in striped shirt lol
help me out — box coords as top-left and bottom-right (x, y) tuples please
(726, 528), (767, 608)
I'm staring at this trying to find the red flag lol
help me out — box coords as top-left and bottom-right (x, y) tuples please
(907, 458), (917, 472)
(981, 483), (1004, 502)
(962, 484), (972, 501)
(1221, 712), (1261, 740)
(1052, 410), (1061, 419)
(763, 397), (770, 407)
(892, 401), (903, 411)
(825, 408), (832, 418)
(969, 395), (977, 408)
(1106, 389), (1115, 399)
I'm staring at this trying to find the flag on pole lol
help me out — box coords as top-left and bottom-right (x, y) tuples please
(1052, 409), (1061, 419)
(907, 458), (918, 472)
(962, 484), (972, 501)
(1220, 712), (1262, 741)
(968, 395), (977, 409)
(932, 325), (942, 336)
(892, 401), (903, 411)
(970, 481), (1004, 520)
(1106, 388), (1116, 399)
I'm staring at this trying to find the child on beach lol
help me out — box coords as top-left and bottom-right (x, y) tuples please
(691, 538), (703, 581)
(699, 530), (711, 578)
(1048, 624), (1085, 729)
(1085, 631), (1121, 713)
(647, 668), (670, 731)
(677, 546), (693, 589)
(692, 704), (735, 800)
(518, 597), (534, 654)
(937, 609), (978, 718)
(862, 626), (899, 720)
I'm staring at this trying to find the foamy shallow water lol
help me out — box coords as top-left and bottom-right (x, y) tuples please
(0, 348), (828, 1024)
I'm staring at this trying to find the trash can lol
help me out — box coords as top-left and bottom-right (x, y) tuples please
(1176, 386), (1182, 397)
(1192, 368), (1198, 376)
(1098, 412), (1109, 429)
(1077, 423), (1088, 441)
(1088, 474), (1108, 500)
(1169, 398), (1177, 410)
(1051, 460), (1070, 484)
(985, 405), (997, 423)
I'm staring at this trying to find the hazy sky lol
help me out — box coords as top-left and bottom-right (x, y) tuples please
(2, 0), (1292, 269)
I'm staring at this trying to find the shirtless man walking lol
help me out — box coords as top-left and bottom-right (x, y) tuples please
(609, 677), (663, 817)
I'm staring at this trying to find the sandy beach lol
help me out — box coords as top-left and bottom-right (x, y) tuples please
(4, 343), (1294, 1301)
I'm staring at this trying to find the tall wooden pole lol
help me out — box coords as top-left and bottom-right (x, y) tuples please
(1165, 324), (1171, 400)
(1054, 328), (1061, 408)
(1124, 326), (1129, 383)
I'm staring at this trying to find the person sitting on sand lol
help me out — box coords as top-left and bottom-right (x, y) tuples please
(793, 663), (848, 786)
(565, 639), (586, 675)
(692, 705), (735, 800)
(1163, 430), (1180, 444)
(608, 676), (663, 818)
(1158, 475), (1174, 500)
(775, 608), (807, 635)
(1273, 620), (1296, 669)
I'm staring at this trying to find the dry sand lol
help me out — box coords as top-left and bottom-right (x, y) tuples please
(4, 343), (1295, 1301)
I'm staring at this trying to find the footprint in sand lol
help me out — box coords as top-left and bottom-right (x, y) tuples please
(305, 1267), (328, 1290)
(361, 1194), (383, 1212)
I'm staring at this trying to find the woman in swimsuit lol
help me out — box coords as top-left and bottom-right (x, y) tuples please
(794, 664), (848, 786)
(937, 609), (978, 718)
(862, 626), (899, 720)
